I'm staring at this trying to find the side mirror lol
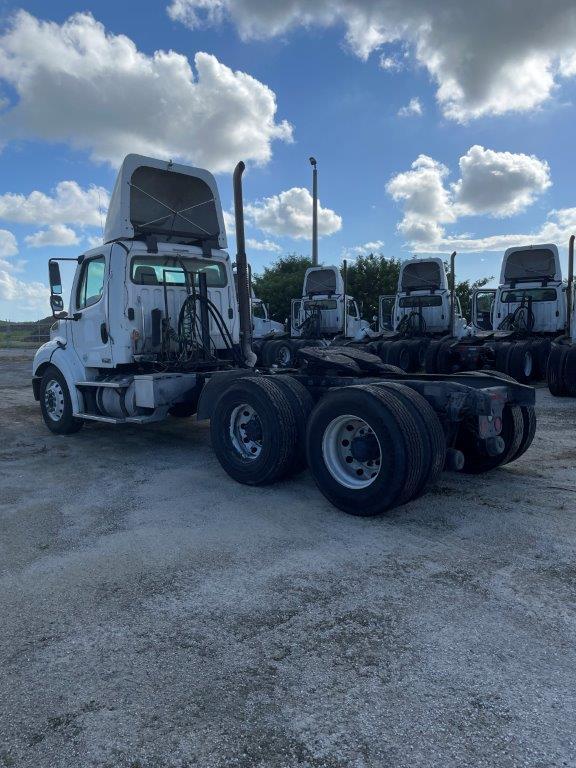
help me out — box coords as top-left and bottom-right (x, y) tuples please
(50, 294), (67, 318)
(49, 261), (62, 295)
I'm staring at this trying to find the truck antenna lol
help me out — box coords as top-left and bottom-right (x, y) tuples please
(310, 157), (318, 267)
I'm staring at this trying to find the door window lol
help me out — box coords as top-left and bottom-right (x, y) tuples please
(77, 256), (105, 309)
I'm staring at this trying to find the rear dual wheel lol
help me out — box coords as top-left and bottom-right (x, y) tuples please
(306, 384), (446, 516)
(261, 339), (296, 368)
(493, 340), (534, 383)
(210, 375), (312, 485)
(547, 342), (576, 396)
(377, 340), (421, 372)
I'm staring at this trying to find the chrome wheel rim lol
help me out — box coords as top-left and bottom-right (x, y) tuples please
(229, 404), (262, 460)
(322, 414), (382, 489)
(44, 379), (65, 422)
(524, 352), (533, 378)
(276, 345), (291, 366)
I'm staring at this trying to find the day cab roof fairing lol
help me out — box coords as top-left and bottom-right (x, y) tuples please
(302, 266), (344, 297)
(398, 257), (448, 294)
(104, 154), (228, 251)
(499, 244), (561, 285)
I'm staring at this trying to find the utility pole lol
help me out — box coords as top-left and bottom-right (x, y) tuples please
(310, 157), (318, 266)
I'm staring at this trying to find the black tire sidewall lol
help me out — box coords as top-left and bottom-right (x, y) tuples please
(306, 388), (408, 515)
(40, 366), (83, 434)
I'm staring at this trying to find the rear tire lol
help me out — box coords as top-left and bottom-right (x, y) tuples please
(272, 375), (314, 475)
(456, 403), (523, 473)
(387, 341), (411, 371)
(563, 346), (576, 397)
(424, 340), (441, 373)
(547, 343), (568, 396)
(480, 369), (536, 461)
(373, 382), (446, 496)
(436, 340), (456, 374)
(507, 341), (534, 383)
(210, 377), (297, 485)
(306, 384), (426, 515)
(40, 366), (84, 435)
(494, 342), (513, 376)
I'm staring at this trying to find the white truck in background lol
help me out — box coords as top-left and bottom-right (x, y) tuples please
(547, 235), (576, 395)
(373, 255), (466, 372)
(258, 264), (371, 367)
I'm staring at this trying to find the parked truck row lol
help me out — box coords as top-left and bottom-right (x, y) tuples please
(33, 153), (539, 517)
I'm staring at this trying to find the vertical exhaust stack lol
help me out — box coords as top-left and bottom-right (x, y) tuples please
(567, 234), (575, 340)
(233, 161), (257, 367)
(342, 259), (348, 338)
(449, 251), (457, 338)
(310, 157), (318, 267)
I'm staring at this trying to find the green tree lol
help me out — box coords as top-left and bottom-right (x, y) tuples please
(252, 254), (312, 322)
(344, 253), (401, 320)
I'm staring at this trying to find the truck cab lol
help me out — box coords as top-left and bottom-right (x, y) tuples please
(33, 154), (239, 428)
(251, 297), (285, 339)
(291, 266), (369, 340)
(472, 244), (565, 334)
(381, 257), (466, 338)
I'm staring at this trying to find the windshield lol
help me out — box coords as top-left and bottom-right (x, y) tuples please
(501, 288), (558, 303)
(304, 299), (338, 310)
(399, 295), (442, 308)
(130, 256), (227, 287)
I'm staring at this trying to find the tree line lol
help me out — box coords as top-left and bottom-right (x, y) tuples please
(253, 253), (491, 325)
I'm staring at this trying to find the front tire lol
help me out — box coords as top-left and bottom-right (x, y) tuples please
(39, 366), (84, 435)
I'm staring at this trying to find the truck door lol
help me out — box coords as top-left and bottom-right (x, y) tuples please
(71, 251), (113, 366)
(472, 289), (496, 331)
(291, 299), (302, 336)
(379, 295), (395, 331)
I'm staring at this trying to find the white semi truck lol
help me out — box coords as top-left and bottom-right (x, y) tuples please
(463, 243), (565, 382)
(547, 235), (576, 396)
(374, 255), (466, 372)
(259, 264), (371, 367)
(33, 154), (537, 516)
(378, 245), (563, 383)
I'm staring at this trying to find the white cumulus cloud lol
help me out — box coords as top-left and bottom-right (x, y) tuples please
(0, 181), (108, 228)
(246, 238), (282, 253)
(453, 145), (551, 217)
(342, 240), (385, 258)
(25, 224), (80, 248)
(0, 10), (292, 171)
(167, 0), (576, 121)
(397, 97), (423, 117)
(0, 229), (18, 258)
(387, 146), (552, 247)
(0, 270), (47, 307)
(0, 229), (49, 312)
(245, 187), (342, 239)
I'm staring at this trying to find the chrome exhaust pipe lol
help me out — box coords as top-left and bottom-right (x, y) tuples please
(310, 157), (318, 267)
(233, 161), (257, 367)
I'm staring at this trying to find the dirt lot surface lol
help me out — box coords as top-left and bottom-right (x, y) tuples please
(1, 348), (575, 768)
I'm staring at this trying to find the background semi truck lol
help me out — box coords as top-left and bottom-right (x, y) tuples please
(258, 263), (372, 367)
(374, 254), (466, 372)
(33, 154), (536, 516)
(547, 235), (576, 396)
(388, 244), (566, 383)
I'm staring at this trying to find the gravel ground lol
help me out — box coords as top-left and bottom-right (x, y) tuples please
(1, 348), (576, 768)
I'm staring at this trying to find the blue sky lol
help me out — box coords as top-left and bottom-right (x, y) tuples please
(1, 0), (576, 319)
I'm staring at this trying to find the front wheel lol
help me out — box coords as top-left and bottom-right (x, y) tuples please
(39, 366), (84, 435)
